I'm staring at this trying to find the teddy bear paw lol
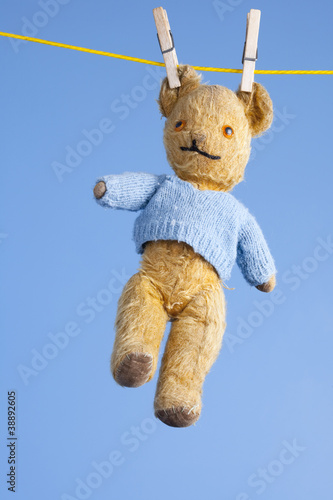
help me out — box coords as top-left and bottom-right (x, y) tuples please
(114, 352), (153, 388)
(155, 406), (200, 428)
(256, 274), (276, 293)
(93, 181), (106, 199)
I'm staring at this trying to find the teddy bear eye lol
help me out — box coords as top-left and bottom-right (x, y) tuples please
(175, 120), (186, 131)
(223, 125), (234, 138)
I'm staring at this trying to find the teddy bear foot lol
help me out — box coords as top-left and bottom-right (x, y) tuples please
(155, 407), (200, 428)
(114, 353), (153, 388)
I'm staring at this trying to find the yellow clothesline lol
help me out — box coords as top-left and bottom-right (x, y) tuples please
(1, 31), (332, 75)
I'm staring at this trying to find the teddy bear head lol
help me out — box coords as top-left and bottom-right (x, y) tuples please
(158, 65), (273, 191)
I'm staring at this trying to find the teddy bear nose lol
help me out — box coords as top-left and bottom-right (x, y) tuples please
(192, 134), (206, 146)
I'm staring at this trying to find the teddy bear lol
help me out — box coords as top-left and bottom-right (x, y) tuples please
(93, 65), (276, 428)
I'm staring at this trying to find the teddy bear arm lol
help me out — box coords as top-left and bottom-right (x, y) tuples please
(236, 214), (276, 289)
(93, 172), (166, 211)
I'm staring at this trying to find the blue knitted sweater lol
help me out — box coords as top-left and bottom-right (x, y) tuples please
(96, 172), (276, 286)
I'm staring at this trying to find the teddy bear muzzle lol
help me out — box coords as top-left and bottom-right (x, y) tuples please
(180, 139), (221, 160)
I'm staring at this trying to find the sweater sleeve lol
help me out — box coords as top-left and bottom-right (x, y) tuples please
(95, 172), (166, 211)
(236, 211), (276, 286)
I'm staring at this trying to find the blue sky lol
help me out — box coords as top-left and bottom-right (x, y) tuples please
(0, 0), (332, 499)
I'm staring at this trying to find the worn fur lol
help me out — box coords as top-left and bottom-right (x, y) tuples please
(112, 241), (225, 427)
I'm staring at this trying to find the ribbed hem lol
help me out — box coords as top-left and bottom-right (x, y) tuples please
(133, 221), (233, 281)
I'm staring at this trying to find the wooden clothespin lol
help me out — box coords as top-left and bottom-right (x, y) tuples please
(153, 7), (180, 89)
(240, 9), (261, 92)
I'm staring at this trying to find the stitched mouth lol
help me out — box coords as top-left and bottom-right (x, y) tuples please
(180, 140), (221, 160)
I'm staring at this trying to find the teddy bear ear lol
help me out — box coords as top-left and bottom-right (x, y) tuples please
(236, 82), (273, 137)
(158, 65), (202, 118)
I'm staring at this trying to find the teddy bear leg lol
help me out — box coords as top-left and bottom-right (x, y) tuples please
(111, 272), (168, 388)
(154, 285), (226, 427)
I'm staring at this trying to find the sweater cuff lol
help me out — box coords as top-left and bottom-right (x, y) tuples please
(95, 175), (119, 209)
